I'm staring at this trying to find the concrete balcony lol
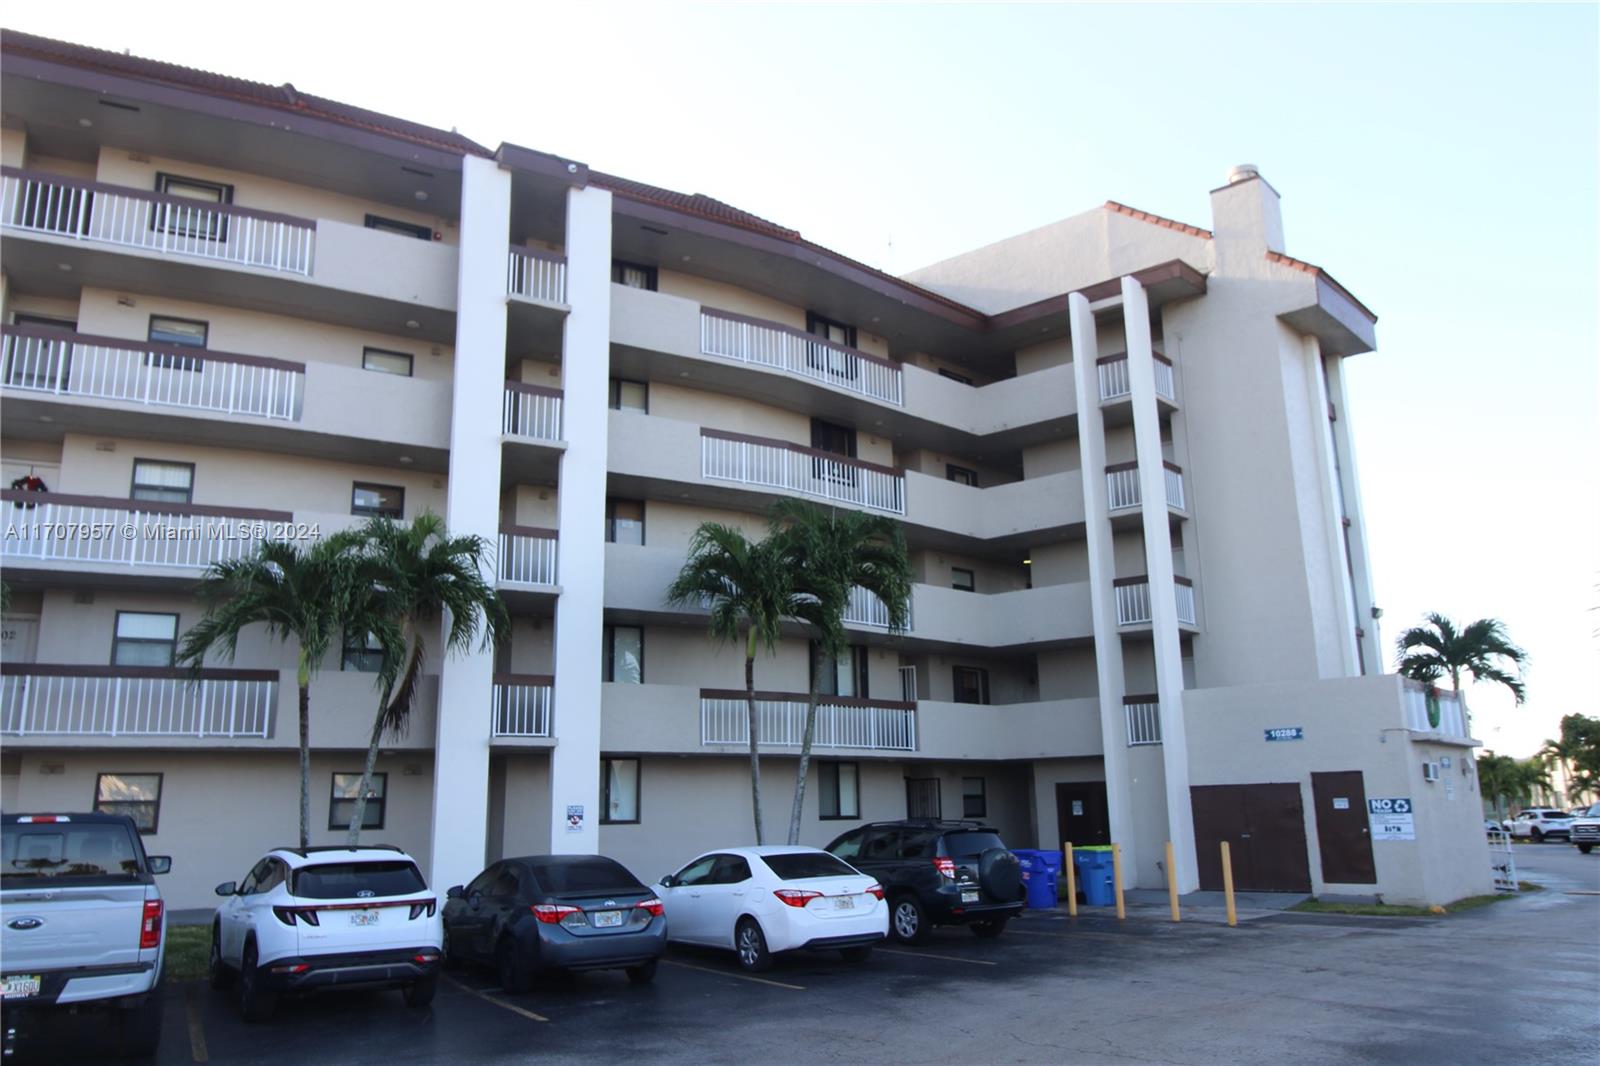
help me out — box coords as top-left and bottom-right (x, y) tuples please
(492, 674), (554, 740)
(1, 168), (459, 339)
(701, 429), (905, 514)
(700, 307), (903, 405)
(1105, 462), (1187, 513)
(1114, 576), (1198, 628)
(497, 526), (558, 588)
(502, 382), (563, 443)
(1124, 695), (1162, 745)
(0, 664), (438, 750)
(916, 697), (1103, 761)
(1097, 352), (1176, 405)
(700, 689), (917, 752)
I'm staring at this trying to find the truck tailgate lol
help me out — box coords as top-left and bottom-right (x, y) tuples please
(1, 885), (148, 973)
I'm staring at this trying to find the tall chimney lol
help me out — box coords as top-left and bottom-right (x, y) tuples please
(1210, 164), (1285, 259)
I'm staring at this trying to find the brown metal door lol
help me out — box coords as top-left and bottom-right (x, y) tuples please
(1055, 783), (1111, 847)
(1190, 783), (1312, 893)
(1311, 771), (1377, 884)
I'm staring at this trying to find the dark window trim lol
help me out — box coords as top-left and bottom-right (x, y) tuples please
(905, 777), (943, 820)
(951, 567), (976, 592)
(364, 214), (433, 240)
(818, 760), (861, 821)
(129, 458), (196, 505)
(611, 261), (658, 291)
(92, 771), (164, 834)
(962, 776), (987, 818)
(145, 314), (208, 372)
(361, 346), (414, 377)
(110, 610), (179, 668)
(811, 642), (869, 699)
(600, 757), (642, 825)
(605, 498), (646, 545)
(604, 625), (644, 684)
(937, 367), (974, 386)
(351, 482), (405, 519)
(341, 628), (384, 673)
(805, 311), (857, 349)
(152, 172), (233, 242)
(946, 464), (979, 487)
(328, 771), (387, 830)
(11, 312), (77, 330)
(952, 665), (990, 705)
(608, 377), (649, 413)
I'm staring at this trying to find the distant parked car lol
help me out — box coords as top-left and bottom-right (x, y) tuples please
(657, 846), (886, 972)
(1, 813), (173, 1058)
(1570, 803), (1600, 854)
(1484, 819), (1506, 836)
(824, 819), (1024, 944)
(1508, 808), (1575, 843)
(210, 845), (442, 1021)
(443, 855), (665, 991)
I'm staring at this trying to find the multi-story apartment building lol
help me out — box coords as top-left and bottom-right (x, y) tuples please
(0, 29), (1490, 909)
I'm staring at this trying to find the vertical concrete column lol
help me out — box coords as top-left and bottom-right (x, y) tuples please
(1122, 276), (1198, 894)
(548, 184), (612, 853)
(1304, 335), (1362, 677)
(1322, 353), (1381, 672)
(1069, 292), (1137, 873)
(429, 154), (510, 891)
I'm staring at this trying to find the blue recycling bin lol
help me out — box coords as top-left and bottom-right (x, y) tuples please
(1013, 850), (1058, 909)
(1073, 847), (1117, 907)
(1038, 850), (1064, 878)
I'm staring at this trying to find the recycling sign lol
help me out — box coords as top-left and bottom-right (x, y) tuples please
(1367, 797), (1415, 840)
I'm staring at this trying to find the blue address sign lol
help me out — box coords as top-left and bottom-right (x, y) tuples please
(1264, 727), (1305, 742)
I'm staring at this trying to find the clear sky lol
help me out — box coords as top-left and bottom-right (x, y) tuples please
(7, 2), (1597, 759)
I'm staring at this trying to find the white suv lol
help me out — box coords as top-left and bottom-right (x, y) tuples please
(1508, 808), (1574, 843)
(208, 845), (443, 1022)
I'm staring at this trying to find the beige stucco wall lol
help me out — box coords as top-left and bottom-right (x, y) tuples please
(654, 269), (892, 360)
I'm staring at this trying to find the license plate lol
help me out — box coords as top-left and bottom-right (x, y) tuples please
(348, 910), (380, 927)
(593, 910), (622, 928)
(961, 890), (980, 904)
(2, 975), (40, 1000)
(832, 896), (855, 910)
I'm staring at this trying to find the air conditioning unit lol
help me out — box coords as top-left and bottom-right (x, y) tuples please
(1422, 761), (1441, 783)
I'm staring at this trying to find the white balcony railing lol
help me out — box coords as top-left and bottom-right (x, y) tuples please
(1105, 462), (1187, 512)
(1, 327), (304, 421)
(699, 309), (904, 405)
(842, 585), (912, 630)
(493, 675), (553, 737)
(1096, 353), (1176, 403)
(502, 382), (563, 442)
(1, 492), (286, 571)
(498, 526), (558, 586)
(506, 246), (568, 304)
(1114, 576), (1197, 627)
(2, 167), (314, 275)
(1402, 684), (1469, 738)
(1124, 696), (1162, 745)
(701, 690), (916, 752)
(1, 665), (276, 738)
(700, 429), (905, 514)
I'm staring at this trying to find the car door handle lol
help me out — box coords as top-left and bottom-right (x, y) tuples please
(732, 890), (745, 897)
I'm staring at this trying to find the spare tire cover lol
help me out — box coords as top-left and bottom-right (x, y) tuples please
(979, 848), (1022, 900)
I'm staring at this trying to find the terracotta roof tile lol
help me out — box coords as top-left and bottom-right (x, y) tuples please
(0, 28), (491, 157)
(1265, 251), (1376, 322)
(1104, 200), (1213, 240)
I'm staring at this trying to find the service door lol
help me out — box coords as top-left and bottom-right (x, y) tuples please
(1191, 783), (1313, 893)
(1311, 771), (1377, 884)
(1055, 782), (1111, 847)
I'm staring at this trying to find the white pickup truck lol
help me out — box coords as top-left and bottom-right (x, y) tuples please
(1, 812), (173, 1058)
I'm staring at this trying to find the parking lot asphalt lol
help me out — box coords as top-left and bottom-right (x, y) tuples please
(17, 846), (1600, 1066)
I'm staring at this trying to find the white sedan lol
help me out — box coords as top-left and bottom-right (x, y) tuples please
(657, 846), (887, 971)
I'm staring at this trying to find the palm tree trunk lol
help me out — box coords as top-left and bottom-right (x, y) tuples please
(745, 627), (764, 845)
(787, 640), (825, 845)
(296, 654), (311, 849)
(348, 633), (419, 843)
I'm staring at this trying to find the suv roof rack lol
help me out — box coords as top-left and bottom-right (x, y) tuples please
(875, 818), (991, 829)
(273, 844), (406, 856)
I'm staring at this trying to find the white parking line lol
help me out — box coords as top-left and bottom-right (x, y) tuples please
(444, 975), (550, 1022)
(659, 959), (806, 990)
(185, 984), (209, 1063)
(875, 947), (997, 966)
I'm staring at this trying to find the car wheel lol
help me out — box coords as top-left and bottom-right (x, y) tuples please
(734, 918), (772, 973)
(839, 946), (873, 964)
(208, 925), (234, 991)
(403, 974), (438, 1008)
(970, 917), (1009, 938)
(496, 937), (532, 994)
(1531, 828), (1544, 843)
(237, 942), (277, 1024)
(1579, 844), (1593, 854)
(890, 895), (931, 945)
(115, 987), (164, 1057)
(625, 960), (658, 985)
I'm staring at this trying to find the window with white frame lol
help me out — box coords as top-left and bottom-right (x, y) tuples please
(602, 758), (640, 823)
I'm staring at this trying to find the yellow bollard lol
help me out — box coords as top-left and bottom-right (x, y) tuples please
(1220, 840), (1238, 927)
(1111, 842), (1126, 920)
(1165, 840), (1180, 922)
(1063, 842), (1077, 917)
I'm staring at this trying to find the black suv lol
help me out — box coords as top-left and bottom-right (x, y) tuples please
(823, 820), (1023, 943)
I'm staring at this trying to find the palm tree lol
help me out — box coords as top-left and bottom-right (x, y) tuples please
(342, 513), (508, 843)
(666, 523), (796, 844)
(1476, 753), (1517, 824)
(178, 532), (372, 847)
(1395, 613), (1527, 727)
(768, 501), (911, 846)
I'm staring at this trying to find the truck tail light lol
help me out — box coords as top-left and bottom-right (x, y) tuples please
(140, 899), (164, 949)
(773, 889), (821, 908)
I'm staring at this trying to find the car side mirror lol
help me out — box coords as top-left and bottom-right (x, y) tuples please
(147, 856), (172, 875)
(214, 881), (236, 897)
(446, 885), (465, 900)
(659, 875), (676, 888)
